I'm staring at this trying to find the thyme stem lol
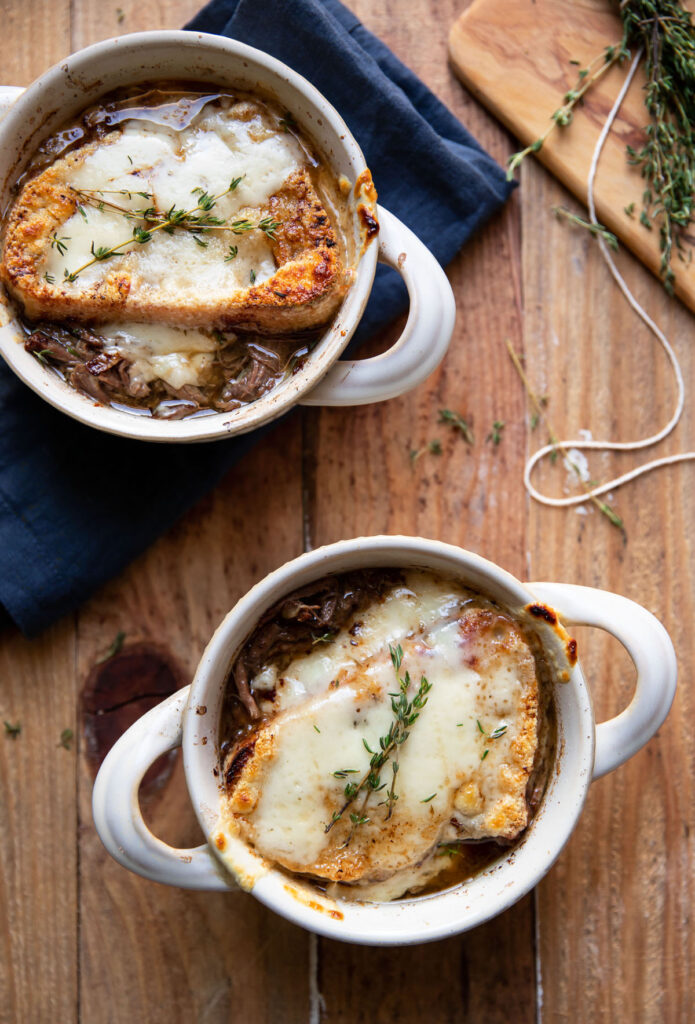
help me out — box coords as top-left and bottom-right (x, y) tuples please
(507, 45), (624, 178)
(325, 644), (432, 846)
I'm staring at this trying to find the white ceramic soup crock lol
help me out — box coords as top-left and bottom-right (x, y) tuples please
(0, 32), (455, 443)
(92, 536), (677, 946)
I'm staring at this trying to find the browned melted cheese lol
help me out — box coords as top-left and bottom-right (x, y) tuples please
(218, 573), (547, 901)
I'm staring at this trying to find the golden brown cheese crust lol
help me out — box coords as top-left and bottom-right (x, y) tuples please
(452, 608), (538, 841)
(1, 161), (350, 332)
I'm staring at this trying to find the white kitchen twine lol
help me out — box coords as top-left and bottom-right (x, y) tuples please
(524, 48), (695, 510)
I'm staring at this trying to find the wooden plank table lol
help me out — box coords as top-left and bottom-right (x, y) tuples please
(0, 1), (692, 1021)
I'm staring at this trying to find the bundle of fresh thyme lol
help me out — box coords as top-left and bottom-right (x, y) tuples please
(325, 644), (432, 848)
(508, 0), (695, 292)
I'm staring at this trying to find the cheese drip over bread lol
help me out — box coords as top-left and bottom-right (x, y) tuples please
(41, 110), (301, 292)
(1, 93), (353, 341)
(219, 573), (544, 901)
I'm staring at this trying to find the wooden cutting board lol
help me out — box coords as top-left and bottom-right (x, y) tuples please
(449, 0), (695, 312)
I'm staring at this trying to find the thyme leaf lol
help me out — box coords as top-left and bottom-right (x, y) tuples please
(487, 420), (505, 445)
(58, 728), (74, 750)
(410, 439), (443, 465)
(96, 630), (126, 664)
(438, 408), (474, 444)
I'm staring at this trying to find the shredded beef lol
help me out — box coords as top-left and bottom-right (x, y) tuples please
(24, 321), (317, 418)
(229, 569), (403, 718)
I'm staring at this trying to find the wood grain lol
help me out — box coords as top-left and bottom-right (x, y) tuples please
(0, 0), (693, 1021)
(522, 157), (695, 1024)
(449, 0), (695, 312)
(0, 6), (75, 1024)
(310, 2), (535, 1020)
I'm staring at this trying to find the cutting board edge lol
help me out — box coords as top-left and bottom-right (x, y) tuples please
(447, 10), (692, 309)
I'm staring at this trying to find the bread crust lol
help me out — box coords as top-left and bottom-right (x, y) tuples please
(1, 153), (351, 332)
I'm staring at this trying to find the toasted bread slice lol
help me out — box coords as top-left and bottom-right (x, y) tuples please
(1, 127), (351, 332)
(221, 607), (539, 887)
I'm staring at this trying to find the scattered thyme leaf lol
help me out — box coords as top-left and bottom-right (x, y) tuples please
(313, 724), (321, 733)
(438, 408), (474, 444)
(43, 272), (55, 284)
(258, 216), (280, 239)
(279, 112), (297, 132)
(90, 242), (115, 261)
(487, 420), (505, 445)
(410, 440), (442, 464)
(624, 202), (636, 218)
(224, 245), (238, 262)
(58, 728), (74, 750)
(421, 793), (436, 803)
(437, 843), (462, 857)
(51, 233), (70, 256)
(250, 269), (256, 284)
(4, 720), (21, 739)
(312, 631), (335, 645)
(477, 720), (508, 757)
(96, 630), (126, 665)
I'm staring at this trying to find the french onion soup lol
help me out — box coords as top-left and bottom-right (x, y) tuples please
(0, 85), (365, 419)
(217, 569), (559, 902)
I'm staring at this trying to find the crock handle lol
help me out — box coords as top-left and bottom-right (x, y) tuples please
(92, 686), (233, 890)
(527, 583), (677, 780)
(0, 87), (24, 122)
(300, 205), (455, 406)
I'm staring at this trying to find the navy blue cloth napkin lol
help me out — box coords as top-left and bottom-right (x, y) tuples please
(0, 0), (513, 635)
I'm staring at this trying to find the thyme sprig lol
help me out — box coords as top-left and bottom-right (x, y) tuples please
(409, 439), (442, 465)
(63, 175), (280, 281)
(438, 408), (474, 445)
(487, 420), (505, 445)
(505, 339), (625, 533)
(477, 718), (507, 760)
(553, 206), (619, 251)
(325, 644), (432, 847)
(507, 1), (695, 291)
(507, 43), (626, 178)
